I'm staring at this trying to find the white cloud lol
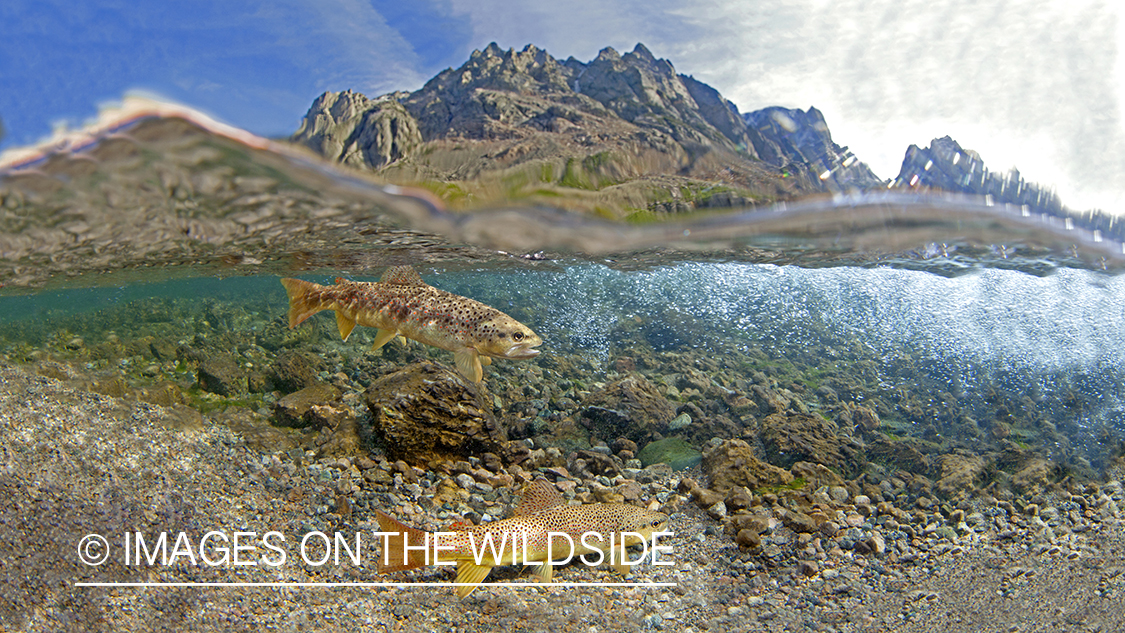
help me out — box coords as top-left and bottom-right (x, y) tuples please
(262, 0), (430, 94)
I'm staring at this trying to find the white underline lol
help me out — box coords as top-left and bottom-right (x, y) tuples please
(75, 582), (678, 588)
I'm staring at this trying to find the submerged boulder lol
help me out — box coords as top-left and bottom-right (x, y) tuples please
(638, 437), (702, 470)
(364, 362), (505, 466)
(272, 383), (342, 427)
(580, 375), (676, 444)
(935, 452), (986, 498)
(758, 412), (866, 478)
(703, 438), (793, 492)
(867, 436), (932, 474)
(197, 355), (247, 396)
(268, 350), (319, 394)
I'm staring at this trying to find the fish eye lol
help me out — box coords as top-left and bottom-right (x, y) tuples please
(512, 331), (524, 341)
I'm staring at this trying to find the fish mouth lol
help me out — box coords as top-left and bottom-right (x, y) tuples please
(504, 343), (541, 360)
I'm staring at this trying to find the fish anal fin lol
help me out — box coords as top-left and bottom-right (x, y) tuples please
(380, 265), (429, 287)
(280, 278), (330, 329)
(374, 510), (430, 573)
(527, 562), (553, 583)
(515, 479), (565, 516)
(371, 328), (397, 351)
(336, 311), (357, 340)
(455, 560), (493, 598)
(454, 348), (483, 383)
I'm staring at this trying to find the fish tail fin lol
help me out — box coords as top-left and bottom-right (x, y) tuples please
(375, 510), (432, 573)
(280, 278), (331, 329)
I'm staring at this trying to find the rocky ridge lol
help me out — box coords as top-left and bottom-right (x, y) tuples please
(292, 43), (882, 217)
(293, 42), (1123, 241)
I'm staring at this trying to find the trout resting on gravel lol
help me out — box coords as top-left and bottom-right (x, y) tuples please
(280, 265), (542, 382)
(374, 479), (671, 597)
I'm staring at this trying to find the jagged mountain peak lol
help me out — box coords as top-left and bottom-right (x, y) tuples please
(292, 42), (885, 216)
(894, 136), (1063, 215)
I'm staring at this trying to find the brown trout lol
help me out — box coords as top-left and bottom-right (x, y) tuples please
(375, 480), (671, 597)
(280, 266), (541, 382)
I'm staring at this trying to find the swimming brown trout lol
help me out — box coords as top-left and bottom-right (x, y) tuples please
(280, 265), (542, 382)
(374, 480), (671, 597)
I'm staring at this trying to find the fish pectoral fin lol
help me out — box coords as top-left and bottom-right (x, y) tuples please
(336, 312), (357, 341)
(610, 546), (633, 577)
(526, 562), (553, 583)
(480, 355), (492, 366)
(455, 560), (493, 598)
(371, 328), (398, 351)
(454, 348), (483, 383)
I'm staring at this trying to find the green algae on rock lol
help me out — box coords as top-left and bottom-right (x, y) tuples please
(637, 436), (701, 470)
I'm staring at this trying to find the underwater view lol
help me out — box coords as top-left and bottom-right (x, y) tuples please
(3, 3), (1125, 632)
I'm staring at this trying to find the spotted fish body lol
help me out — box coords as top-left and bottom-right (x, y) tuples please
(280, 266), (541, 382)
(376, 480), (670, 598)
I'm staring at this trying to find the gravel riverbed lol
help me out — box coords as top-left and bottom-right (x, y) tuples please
(1, 366), (1122, 633)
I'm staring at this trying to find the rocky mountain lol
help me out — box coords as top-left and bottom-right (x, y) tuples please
(292, 43), (879, 217)
(744, 106), (884, 190)
(891, 136), (1125, 244)
(893, 136), (1064, 214)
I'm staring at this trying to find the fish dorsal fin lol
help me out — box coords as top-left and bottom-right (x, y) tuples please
(516, 479), (565, 516)
(380, 265), (428, 287)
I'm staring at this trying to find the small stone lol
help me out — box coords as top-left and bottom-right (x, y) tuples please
(691, 487), (725, 509)
(707, 501), (728, 520)
(668, 412), (692, 431)
(735, 528), (760, 549)
(856, 533), (885, 556)
(798, 560), (820, 576)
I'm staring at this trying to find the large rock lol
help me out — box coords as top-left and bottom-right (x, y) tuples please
(702, 438), (793, 492)
(268, 350), (319, 394)
(364, 362), (505, 466)
(196, 355), (246, 396)
(637, 437), (702, 470)
(272, 383), (342, 427)
(935, 453), (986, 498)
(758, 412), (866, 478)
(580, 375), (676, 444)
(867, 437), (932, 474)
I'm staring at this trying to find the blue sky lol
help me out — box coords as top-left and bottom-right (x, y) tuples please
(2, 0), (1122, 213)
